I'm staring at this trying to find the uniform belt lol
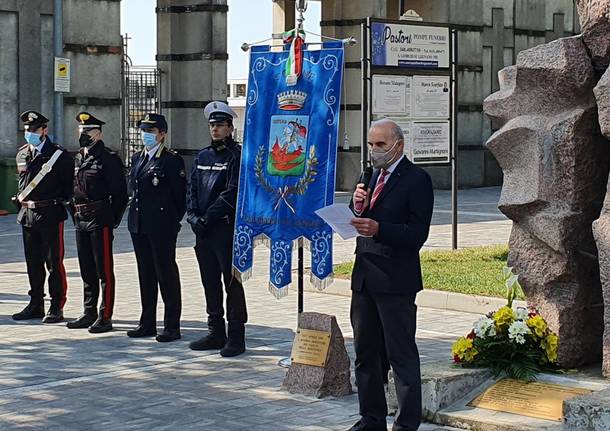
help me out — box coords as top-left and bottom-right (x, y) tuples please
(355, 237), (394, 258)
(75, 198), (111, 213)
(21, 199), (61, 209)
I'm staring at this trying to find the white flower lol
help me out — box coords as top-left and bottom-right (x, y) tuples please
(474, 317), (496, 338)
(513, 334), (526, 344)
(514, 307), (528, 321)
(508, 320), (530, 344)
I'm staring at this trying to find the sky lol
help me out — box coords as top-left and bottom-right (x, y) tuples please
(121, 0), (321, 79)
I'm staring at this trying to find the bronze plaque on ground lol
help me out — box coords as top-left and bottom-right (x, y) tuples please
(290, 328), (332, 367)
(469, 378), (592, 421)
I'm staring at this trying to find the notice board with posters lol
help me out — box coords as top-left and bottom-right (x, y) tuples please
(365, 19), (455, 166)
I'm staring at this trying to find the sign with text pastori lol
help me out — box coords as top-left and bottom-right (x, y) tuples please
(371, 22), (450, 69)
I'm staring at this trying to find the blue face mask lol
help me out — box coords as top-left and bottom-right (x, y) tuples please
(141, 131), (158, 149)
(25, 131), (42, 146)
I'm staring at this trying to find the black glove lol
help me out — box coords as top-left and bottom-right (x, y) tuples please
(187, 214), (208, 237)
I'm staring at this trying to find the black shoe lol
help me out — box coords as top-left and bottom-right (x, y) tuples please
(156, 329), (181, 343)
(12, 304), (45, 321)
(220, 321), (245, 357)
(189, 334), (227, 351)
(88, 318), (113, 334)
(66, 313), (98, 329)
(127, 325), (157, 338)
(347, 419), (386, 431)
(42, 307), (64, 324)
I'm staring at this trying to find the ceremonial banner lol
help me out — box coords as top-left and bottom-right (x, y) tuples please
(233, 42), (344, 297)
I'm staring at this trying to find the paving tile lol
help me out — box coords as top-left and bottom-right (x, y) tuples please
(0, 188), (506, 430)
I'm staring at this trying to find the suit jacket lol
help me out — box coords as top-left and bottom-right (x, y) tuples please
(127, 146), (187, 235)
(74, 140), (128, 231)
(16, 139), (74, 229)
(350, 157), (434, 295)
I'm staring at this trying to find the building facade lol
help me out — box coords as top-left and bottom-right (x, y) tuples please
(0, 0), (581, 209)
(0, 0), (122, 209)
(273, 0), (580, 189)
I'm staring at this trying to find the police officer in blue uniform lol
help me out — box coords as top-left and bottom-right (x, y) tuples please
(12, 111), (73, 323)
(187, 101), (248, 357)
(127, 114), (186, 342)
(67, 112), (128, 333)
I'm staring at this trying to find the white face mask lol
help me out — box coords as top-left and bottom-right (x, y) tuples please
(369, 140), (399, 169)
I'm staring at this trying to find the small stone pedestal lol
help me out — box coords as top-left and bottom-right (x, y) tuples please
(282, 312), (352, 398)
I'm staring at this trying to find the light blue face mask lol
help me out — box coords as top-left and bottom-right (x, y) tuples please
(141, 131), (158, 149)
(24, 131), (42, 146)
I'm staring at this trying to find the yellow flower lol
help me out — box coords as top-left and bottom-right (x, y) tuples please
(493, 306), (515, 330)
(452, 337), (478, 362)
(542, 333), (559, 363)
(527, 315), (548, 339)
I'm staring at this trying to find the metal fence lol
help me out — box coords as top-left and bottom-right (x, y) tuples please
(121, 39), (161, 167)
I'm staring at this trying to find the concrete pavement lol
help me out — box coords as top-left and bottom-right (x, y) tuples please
(0, 187), (509, 430)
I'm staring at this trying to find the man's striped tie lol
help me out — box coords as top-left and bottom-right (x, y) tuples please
(369, 169), (388, 209)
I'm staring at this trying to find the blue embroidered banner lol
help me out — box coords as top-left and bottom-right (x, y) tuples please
(232, 42), (344, 297)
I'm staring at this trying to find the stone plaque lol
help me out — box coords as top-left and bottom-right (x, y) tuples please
(282, 312), (351, 398)
(469, 378), (592, 421)
(291, 328), (331, 367)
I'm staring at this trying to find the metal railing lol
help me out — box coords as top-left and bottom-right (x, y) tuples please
(120, 36), (162, 167)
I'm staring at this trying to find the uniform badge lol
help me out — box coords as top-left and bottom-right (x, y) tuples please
(152, 175), (160, 187)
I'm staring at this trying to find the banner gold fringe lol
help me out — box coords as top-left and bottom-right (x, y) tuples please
(268, 282), (291, 299)
(234, 234), (335, 297)
(310, 272), (334, 290)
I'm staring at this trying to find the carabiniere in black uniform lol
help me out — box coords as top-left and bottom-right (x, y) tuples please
(67, 112), (128, 333)
(12, 110), (74, 323)
(187, 101), (247, 357)
(127, 113), (187, 342)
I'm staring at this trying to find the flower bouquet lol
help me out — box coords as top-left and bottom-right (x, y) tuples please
(451, 267), (559, 380)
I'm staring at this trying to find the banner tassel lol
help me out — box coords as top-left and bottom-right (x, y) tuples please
(310, 272), (335, 290)
(269, 282), (291, 299)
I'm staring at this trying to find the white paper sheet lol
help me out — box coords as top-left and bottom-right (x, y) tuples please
(315, 203), (358, 240)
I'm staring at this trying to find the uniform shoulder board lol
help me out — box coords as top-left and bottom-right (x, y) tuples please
(54, 144), (67, 151)
(167, 148), (177, 155)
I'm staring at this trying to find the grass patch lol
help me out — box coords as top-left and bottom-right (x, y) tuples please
(334, 245), (523, 299)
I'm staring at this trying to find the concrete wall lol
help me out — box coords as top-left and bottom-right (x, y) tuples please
(314, 0), (579, 189)
(0, 0), (55, 159)
(0, 9), (19, 158)
(0, 0), (122, 158)
(157, 0), (228, 166)
(62, 0), (122, 152)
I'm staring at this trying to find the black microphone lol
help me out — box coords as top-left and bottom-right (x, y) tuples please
(354, 166), (373, 214)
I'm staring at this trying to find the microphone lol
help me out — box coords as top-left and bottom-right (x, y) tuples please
(354, 166), (373, 214)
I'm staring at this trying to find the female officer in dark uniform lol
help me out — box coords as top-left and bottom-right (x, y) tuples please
(126, 114), (186, 342)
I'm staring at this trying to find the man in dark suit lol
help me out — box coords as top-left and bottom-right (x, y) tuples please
(126, 113), (187, 342)
(12, 110), (73, 324)
(348, 119), (434, 431)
